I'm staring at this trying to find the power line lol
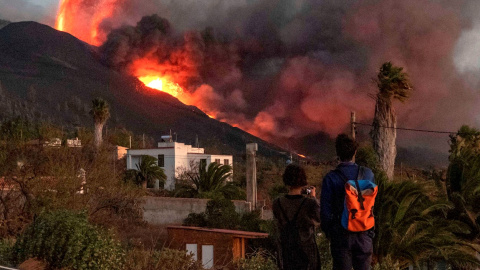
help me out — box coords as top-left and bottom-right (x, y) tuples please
(354, 122), (458, 135)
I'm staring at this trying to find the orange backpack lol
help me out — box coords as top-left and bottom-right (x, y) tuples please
(336, 166), (377, 232)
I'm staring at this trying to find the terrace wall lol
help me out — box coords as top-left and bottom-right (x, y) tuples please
(142, 197), (254, 225)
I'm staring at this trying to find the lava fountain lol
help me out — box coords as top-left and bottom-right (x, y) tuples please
(55, 0), (118, 46)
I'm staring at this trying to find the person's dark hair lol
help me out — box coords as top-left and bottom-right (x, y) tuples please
(282, 164), (308, 187)
(335, 134), (359, 162)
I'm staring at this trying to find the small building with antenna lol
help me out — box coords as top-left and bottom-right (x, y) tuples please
(126, 135), (233, 191)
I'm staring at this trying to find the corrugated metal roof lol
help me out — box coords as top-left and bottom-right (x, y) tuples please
(167, 226), (269, 239)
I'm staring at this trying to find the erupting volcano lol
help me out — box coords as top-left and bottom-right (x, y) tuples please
(54, 1), (205, 116)
(51, 0), (480, 152)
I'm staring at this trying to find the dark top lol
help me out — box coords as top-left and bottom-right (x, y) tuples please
(273, 194), (321, 270)
(320, 162), (374, 237)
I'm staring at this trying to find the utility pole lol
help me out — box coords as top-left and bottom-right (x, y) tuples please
(351, 111), (356, 140)
(246, 143), (258, 211)
(142, 134), (145, 148)
(129, 136), (132, 149)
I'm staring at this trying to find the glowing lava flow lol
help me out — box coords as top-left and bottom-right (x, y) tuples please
(55, 0), (218, 119)
(138, 76), (184, 98)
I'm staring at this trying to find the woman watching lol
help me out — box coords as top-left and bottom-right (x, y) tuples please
(273, 164), (321, 270)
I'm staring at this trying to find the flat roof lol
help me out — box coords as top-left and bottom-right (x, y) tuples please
(167, 226), (269, 239)
(128, 147), (174, 150)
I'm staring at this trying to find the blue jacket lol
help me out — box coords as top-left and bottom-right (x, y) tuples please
(320, 162), (375, 236)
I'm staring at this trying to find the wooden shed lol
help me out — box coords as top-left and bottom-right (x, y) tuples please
(167, 226), (269, 269)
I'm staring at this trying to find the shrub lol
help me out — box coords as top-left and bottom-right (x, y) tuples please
(124, 248), (204, 270)
(356, 145), (379, 171)
(183, 213), (207, 227)
(268, 184), (288, 201)
(204, 198), (240, 229)
(12, 210), (124, 270)
(0, 238), (14, 266)
(234, 251), (278, 270)
(316, 232), (332, 270)
(239, 210), (264, 232)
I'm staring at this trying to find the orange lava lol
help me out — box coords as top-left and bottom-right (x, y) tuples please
(54, 0), (221, 120)
(55, 0), (117, 45)
(138, 76), (185, 98)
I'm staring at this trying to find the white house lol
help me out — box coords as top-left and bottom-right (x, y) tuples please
(126, 141), (233, 190)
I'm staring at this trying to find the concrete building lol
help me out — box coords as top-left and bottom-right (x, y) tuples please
(126, 141), (233, 190)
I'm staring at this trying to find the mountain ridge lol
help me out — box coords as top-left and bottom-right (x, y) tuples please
(0, 21), (287, 158)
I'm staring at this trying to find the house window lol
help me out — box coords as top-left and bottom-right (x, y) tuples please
(215, 159), (221, 164)
(200, 159), (207, 169)
(186, 244), (198, 261)
(202, 245), (214, 269)
(224, 159), (229, 166)
(158, 155), (165, 167)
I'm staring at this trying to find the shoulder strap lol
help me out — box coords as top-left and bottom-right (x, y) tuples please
(354, 166), (365, 210)
(278, 197), (307, 224)
(336, 166), (366, 210)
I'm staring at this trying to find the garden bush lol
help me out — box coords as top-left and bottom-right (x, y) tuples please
(0, 238), (14, 266)
(124, 248), (204, 270)
(12, 210), (124, 270)
(203, 198), (240, 229)
(234, 251), (278, 270)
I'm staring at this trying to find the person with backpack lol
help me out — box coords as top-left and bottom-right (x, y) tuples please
(320, 134), (376, 270)
(273, 164), (321, 270)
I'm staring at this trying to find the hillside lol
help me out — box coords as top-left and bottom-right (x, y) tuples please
(0, 21), (287, 158)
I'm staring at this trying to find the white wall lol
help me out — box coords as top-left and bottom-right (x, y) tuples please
(127, 142), (233, 190)
(142, 197), (252, 225)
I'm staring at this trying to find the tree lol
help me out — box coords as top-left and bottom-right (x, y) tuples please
(371, 62), (412, 180)
(89, 98), (110, 148)
(373, 171), (480, 268)
(176, 162), (242, 199)
(13, 210), (125, 270)
(125, 155), (166, 188)
(446, 126), (480, 245)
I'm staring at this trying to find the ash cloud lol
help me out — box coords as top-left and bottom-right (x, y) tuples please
(86, 0), (480, 149)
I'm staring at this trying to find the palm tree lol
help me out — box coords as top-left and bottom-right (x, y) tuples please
(374, 172), (480, 268)
(89, 98), (110, 148)
(371, 62), (412, 180)
(125, 155), (166, 188)
(176, 162), (241, 199)
(446, 126), (480, 261)
(355, 145), (480, 268)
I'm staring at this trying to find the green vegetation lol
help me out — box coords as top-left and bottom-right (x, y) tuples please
(13, 210), (124, 270)
(354, 139), (480, 269)
(1, 113), (480, 269)
(176, 161), (244, 199)
(183, 197), (267, 232)
(376, 62), (413, 102)
(124, 248), (204, 270)
(234, 251), (278, 270)
(125, 155), (166, 188)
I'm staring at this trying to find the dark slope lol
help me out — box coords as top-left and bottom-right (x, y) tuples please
(0, 22), (287, 158)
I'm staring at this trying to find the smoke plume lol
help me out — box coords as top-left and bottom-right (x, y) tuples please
(52, 0), (480, 149)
